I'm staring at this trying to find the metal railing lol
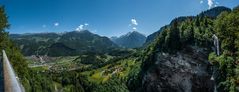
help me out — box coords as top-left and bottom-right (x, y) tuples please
(2, 50), (24, 92)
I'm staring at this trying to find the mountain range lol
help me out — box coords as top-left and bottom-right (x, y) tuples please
(11, 30), (147, 56)
(10, 30), (118, 56)
(111, 31), (146, 48)
(5, 5), (239, 92)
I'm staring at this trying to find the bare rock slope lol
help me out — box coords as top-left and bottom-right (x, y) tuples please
(142, 47), (215, 92)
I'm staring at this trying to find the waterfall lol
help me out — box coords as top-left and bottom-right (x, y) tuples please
(211, 34), (220, 92)
(212, 34), (220, 56)
(214, 85), (217, 92)
(210, 69), (217, 92)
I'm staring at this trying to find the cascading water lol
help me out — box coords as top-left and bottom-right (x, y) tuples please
(211, 67), (217, 92)
(212, 34), (220, 56)
(211, 34), (220, 92)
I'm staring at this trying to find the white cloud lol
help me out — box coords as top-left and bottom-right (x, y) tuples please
(76, 25), (84, 31)
(207, 0), (214, 9)
(79, 25), (84, 30)
(200, 0), (203, 4)
(207, 0), (219, 9)
(84, 23), (89, 26)
(130, 18), (139, 31)
(131, 18), (138, 26)
(76, 23), (89, 31)
(75, 28), (80, 31)
(54, 22), (59, 26)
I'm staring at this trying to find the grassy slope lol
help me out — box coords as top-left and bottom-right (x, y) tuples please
(26, 52), (142, 91)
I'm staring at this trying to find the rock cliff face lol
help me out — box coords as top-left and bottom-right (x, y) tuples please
(142, 46), (215, 92)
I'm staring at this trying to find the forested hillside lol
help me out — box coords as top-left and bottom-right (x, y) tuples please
(128, 6), (239, 92)
(0, 6), (32, 91)
(1, 4), (239, 92)
(10, 30), (117, 56)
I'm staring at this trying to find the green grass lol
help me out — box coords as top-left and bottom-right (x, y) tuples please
(81, 57), (141, 84)
(26, 53), (142, 89)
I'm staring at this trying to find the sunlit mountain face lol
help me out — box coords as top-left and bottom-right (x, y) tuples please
(111, 31), (146, 48)
(0, 0), (239, 92)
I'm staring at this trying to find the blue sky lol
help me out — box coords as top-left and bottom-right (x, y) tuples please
(0, 0), (238, 37)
